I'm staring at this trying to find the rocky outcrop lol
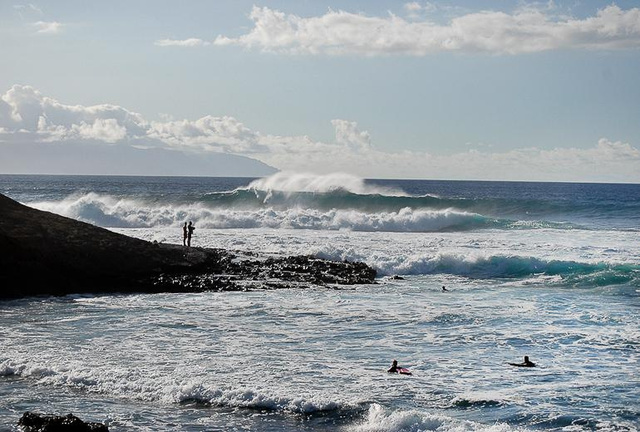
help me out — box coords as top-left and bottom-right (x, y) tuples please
(18, 412), (108, 431)
(151, 253), (377, 291)
(0, 194), (376, 299)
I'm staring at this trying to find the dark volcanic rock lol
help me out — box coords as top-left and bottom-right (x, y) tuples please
(18, 411), (108, 431)
(152, 254), (377, 291)
(0, 193), (376, 298)
(0, 193), (221, 298)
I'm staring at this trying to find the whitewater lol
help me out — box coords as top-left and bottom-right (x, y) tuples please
(1, 173), (639, 431)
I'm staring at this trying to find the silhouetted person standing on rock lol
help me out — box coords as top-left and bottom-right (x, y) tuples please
(182, 222), (188, 246)
(187, 221), (195, 247)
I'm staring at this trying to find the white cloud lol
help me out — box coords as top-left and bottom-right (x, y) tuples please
(0, 85), (260, 152)
(403, 2), (438, 19)
(148, 116), (261, 152)
(154, 38), (208, 47)
(0, 85), (147, 141)
(331, 119), (371, 152)
(1, 85), (639, 182)
(14, 5), (64, 35)
(404, 2), (423, 13)
(32, 21), (62, 34)
(256, 136), (640, 183)
(207, 4), (640, 55)
(71, 119), (127, 143)
(14, 4), (43, 16)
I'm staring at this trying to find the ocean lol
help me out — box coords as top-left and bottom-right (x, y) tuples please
(0, 173), (638, 431)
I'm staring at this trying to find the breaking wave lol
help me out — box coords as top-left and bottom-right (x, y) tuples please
(313, 247), (640, 284)
(0, 358), (358, 415)
(32, 193), (512, 231)
(10, 172), (640, 232)
(245, 171), (406, 197)
(29, 169), (586, 234)
(351, 403), (515, 432)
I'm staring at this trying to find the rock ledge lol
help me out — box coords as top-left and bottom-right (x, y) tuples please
(0, 193), (376, 298)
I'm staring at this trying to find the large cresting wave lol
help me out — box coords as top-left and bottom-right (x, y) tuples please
(31, 192), (506, 231)
(28, 172), (582, 233)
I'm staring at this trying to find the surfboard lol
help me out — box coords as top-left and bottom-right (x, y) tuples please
(397, 367), (412, 375)
(508, 362), (535, 367)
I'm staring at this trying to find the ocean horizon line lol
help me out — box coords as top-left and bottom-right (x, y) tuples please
(1, 172), (639, 186)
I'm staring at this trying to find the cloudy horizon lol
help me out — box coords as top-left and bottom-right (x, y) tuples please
(1, 1), (639, 183)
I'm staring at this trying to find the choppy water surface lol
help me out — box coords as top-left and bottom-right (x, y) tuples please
(0, 173), (639, 431)
(1, 279), (638, 431)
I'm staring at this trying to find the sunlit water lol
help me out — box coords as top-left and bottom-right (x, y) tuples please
(0, 174), (639, 431)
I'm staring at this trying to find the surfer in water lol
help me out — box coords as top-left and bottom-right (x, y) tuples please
(442, 285), (449, 292)
(509, 355), (536, 367)
(387, 359), (412, 375)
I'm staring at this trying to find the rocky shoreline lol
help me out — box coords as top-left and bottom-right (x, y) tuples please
(0, 193), (376, 299)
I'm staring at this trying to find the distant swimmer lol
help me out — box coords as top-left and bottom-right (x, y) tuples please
(442, 286), (449, 292)
(509, 356), (536, 367)
(387, 359), (412, 375)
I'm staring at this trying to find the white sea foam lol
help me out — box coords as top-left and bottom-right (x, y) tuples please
(311, 244), (639, 281)
(31, 192), (183, 228)
(0, 357), (357, 415)
(2, 356), (525, 430)
(349, 404), (517, 432)
(30, 193), (489, 232)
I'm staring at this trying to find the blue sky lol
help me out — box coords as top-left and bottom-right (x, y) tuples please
(1, 1), (639, 181)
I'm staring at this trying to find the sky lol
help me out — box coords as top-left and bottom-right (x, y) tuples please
(1, 0), (639, 182)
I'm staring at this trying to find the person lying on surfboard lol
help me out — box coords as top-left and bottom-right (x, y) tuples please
(387, 359), (412, 375)
(509, 355), (536, 367)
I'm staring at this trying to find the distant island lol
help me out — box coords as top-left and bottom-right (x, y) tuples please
(0, 142), (277, 177)
(0, 193), (375, 299)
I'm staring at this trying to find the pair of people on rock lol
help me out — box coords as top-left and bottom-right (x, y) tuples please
(182, 221), (195, 247)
